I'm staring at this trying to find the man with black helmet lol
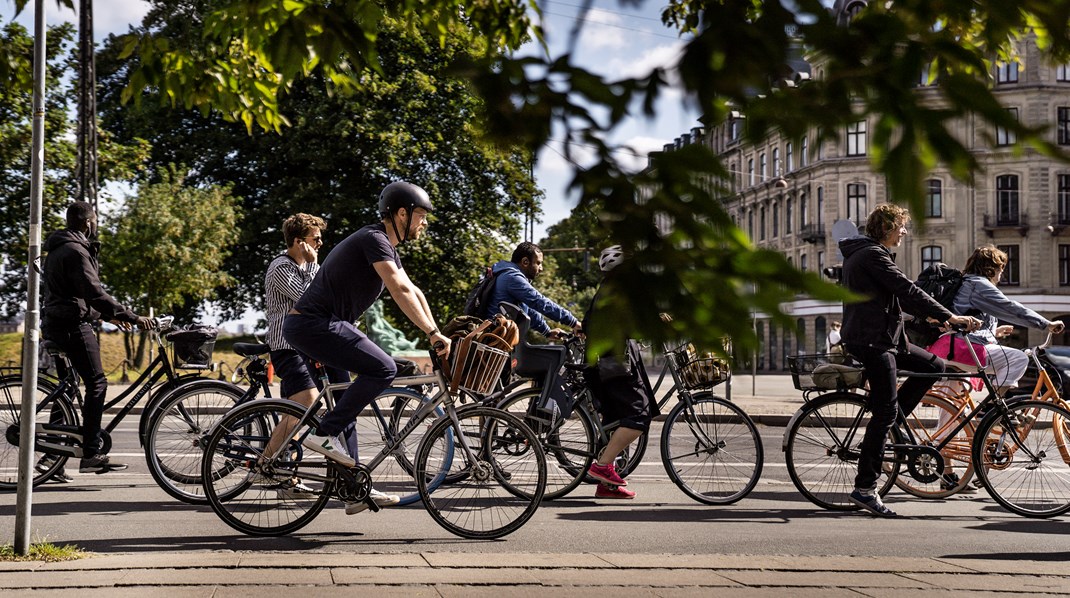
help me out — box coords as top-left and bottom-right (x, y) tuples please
(284, 181), (450, 514)
(41, 201), (156, 476)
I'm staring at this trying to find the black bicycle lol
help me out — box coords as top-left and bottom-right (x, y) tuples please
(0, 316), (241, 489)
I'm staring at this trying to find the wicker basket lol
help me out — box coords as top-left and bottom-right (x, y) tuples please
(452, 341), (510, 395)
(788, 354), (864, 391)
(165, 327), (218, 370)
(667, 343), (730, 390)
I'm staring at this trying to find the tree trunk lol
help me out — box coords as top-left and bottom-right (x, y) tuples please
(133, 331), (149, 369)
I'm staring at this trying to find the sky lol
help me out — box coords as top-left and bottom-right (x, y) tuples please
(2, 0), (701, 328)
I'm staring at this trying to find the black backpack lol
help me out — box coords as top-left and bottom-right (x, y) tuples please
(462, 266), (498, 317)
(904, 262), (964, 347)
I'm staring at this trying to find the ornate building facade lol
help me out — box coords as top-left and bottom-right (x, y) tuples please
(658, 34), (1070, 371)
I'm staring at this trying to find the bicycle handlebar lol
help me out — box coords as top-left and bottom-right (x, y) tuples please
(154, 315), (175, 330)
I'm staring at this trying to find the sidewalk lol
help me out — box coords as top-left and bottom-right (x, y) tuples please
(2, 550), (1069, 596)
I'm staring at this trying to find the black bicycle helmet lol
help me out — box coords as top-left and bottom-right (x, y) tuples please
(378, 181), (433, 243)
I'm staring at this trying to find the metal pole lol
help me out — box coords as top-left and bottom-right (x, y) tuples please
(15, 0), (48, 555)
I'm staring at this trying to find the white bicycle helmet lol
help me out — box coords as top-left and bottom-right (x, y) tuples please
(599, 245), (625, 272)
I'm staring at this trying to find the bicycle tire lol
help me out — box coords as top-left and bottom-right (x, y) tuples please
(894, 393), (977, 498)
(416, 406), (546, 539)
(138, 376), (234, 445)
(972, 400), (1070, 518)
(496, 387), (595, 500)
(785, 392), (899, 511)
(0, 378), (78, 489)
(202, 399), (330, 536)
(359, 388), (452, 506)
(661, 393), (763, 505)
(144, 381), (247, 504)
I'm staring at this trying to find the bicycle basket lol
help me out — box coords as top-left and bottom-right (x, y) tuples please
(451, 340), (510, 395)
(667, 343), (730, 390)
(788, 354), (864, 391)
(165, 326), (218, 370)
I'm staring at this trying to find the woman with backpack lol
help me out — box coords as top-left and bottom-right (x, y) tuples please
(951, 245), (1064, 395)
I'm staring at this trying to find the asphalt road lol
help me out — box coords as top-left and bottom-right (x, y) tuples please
(4, 421), (1070, 562)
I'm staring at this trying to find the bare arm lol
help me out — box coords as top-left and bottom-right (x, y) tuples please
(373, 260), (450, 357)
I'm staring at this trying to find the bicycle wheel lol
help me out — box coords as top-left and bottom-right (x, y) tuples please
(358, 388), (451, 506)
(973, 400), (1070, 518)
(661, 393), (763, 505)
(785, 392), (899, 510)
(416, 406), (546, 539)
(895, 393), (976, 498)
(0, 377), (77, 489)
(202, 399), (331, 536)
(497, 388), (595, 500)
(144, 382), (246, 504)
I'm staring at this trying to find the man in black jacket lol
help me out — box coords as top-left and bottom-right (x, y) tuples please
(42, 202), (155, 474)
(840, 204), (979, 517)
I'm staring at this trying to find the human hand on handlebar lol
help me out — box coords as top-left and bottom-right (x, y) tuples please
(1049, 320), (1065, 335)
(430, 332), (451, 359)
(995, 325), (1015, 339)
(944, 314), (982, 332)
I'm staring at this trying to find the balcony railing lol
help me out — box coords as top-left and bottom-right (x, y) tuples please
(800, 223), (825, 243)
(983, 212), (1029, 237)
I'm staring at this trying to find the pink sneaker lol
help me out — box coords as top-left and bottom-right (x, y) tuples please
(588, 462), (626, 486)
(595, 483), (636, 499)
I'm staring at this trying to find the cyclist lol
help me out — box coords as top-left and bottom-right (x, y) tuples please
(263, 213), (352, 497)
(283, 181), (451, 515)
(41, 201), (156, 475)
(582, 245), (658, 499)
(839, 205), (979, 517)
(951, 245), (1065, 396)
(484, 242), (582, 340)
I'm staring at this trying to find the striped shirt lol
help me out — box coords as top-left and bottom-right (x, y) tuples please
(264, 252), (319, 351)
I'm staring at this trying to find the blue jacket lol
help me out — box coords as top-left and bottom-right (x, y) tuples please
(485, 260), (578, 335)
(952, 274), (1050, 345)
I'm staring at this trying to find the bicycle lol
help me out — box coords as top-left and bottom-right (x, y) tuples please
(0, 316), (242, 489)
(146, 341), (444, 505)
(496, 311), (763, 504)
(783, 329), (1070, 518)
(199, 341), (547, 539)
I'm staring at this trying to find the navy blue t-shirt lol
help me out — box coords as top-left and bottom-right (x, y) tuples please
(294, 223), (401, 322)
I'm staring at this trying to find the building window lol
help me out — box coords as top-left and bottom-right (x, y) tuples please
(801, 136), (809, 166)
(760, 152), (768, 180)
(925, 179), (943, 218)
(997, 244), (1020, 285)
(921, 245), (943, 271)
(996, 108), (1019, 146)
(786, 142), (794, 172)
(846, 121), (867, 156)
(772, 202), (780, 237)
(846, 183), (867, 223)
(785, 198), (794, 234)
(1059, 174), (1070, 225)
(800, 253), (808, 271)
(996, 61), (1019, 84)
(1061, 245), (1070, 286)
(814, 316), (826, 354)
(773, 148), (781, 176)
(730, 162), (739, 190)
(800, 190), (808, 225)
(768, 327), (778, 371)
(760, 206), (766, 240)
(818, 250), (825, 274)
(1059, 107), (1070, 146)
(748, 158), (755, 186)
(996, 174), (1020, 225)
(1059, 64), (1070, 82)
(748, 209), (754, 240)
(816, 187), (825, 227)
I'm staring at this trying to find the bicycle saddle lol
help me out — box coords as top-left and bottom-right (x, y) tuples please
(233, 342), (270, 357)
(41, 340), (65, 356)
(498, 302), (565, 378)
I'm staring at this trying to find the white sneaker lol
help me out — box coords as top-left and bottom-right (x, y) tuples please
(301, 432), (355, 467)
(276, 480), (317, 500)
(345, 488), (400, 515)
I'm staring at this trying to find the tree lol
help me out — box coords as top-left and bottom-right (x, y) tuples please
(99, 166), (241, 366)
(97, 5), (540, 329)
(115, 0), (1070, 355)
